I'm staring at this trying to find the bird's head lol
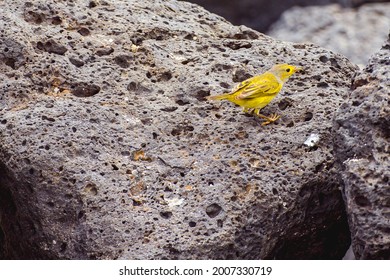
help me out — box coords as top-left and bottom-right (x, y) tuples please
(270, 64), (302, 82)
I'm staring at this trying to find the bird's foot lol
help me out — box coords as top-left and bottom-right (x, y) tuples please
(256, 113), (280, 126)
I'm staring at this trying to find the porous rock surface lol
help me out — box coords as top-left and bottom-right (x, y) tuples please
(333, 34), (390, 259)
(0, 0), (356, 259)
(267, 3), (390, 66)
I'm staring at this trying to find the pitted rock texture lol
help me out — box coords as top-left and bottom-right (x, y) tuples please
(0, 0), (356, 259)
(333, 34), (390, 259)
(268, 3), (390, 66)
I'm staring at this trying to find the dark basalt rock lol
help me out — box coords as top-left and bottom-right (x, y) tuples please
(333, 34), (390, 260)
(0, 0), (357, 259)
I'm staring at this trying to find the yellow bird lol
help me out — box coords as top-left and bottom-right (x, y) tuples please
(208, 64), (301, 125)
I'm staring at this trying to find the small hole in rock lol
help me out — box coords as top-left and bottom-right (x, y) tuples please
(286, 121), (294, 127)
(132, 199), (142, 206)
(160, 71), (172, 81)
(195, 90), (210, 101)
(319, 56), (328, 63)
(51, 16), (62, 25)
(72, 83), (100, 97)
(95, 47), (114, 56)
(352, 101), (361, 106)
(69, 57), (84, 67)
(78, 211), (84, 219)
(60, 242), (67, 252)
(317, 82), (329, 88)
(78, 27), (90, 36)
(206, 203), (222, 218)
(84, 184), (98, 195)
(114, 55), (131, 68)
(304, 112), (313, 121)
(89, 1), (97, 8)
(127, 81), (138, 91)
(171, 128), (181, 136)
(189, 221), (196, 227)
(278, 97), (293, 110)
(160, 106), (178, 112)
(112, 164), (119, 170)
(175, 99), (189, 106)
(355, 195), (371, 207)
(160, 211), (173, 219)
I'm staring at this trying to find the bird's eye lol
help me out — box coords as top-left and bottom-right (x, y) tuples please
(286, 68), (291, 72)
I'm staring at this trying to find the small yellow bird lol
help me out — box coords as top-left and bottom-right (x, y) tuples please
(208, 64), (301, 125)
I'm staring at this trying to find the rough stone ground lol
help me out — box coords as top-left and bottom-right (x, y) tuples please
(0, 0), (356, 259)
(333, 34), (390, 259)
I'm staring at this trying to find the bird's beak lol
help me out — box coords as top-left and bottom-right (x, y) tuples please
(296, 66), (303, 72)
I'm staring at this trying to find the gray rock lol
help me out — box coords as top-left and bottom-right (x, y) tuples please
(0, 0), (356, 259)
(267, 3), (390, 66)
(333, 34), (390, 259)
(183, 0), (389, 32)
(183, 0), (342, 32)
(347, 0), (390, 5)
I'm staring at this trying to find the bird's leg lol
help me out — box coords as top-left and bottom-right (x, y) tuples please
(255, 110), (281, 126)
(243, 108), (254, 114)
(244, 108), (280, 125)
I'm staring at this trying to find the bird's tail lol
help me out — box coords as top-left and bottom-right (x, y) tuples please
(207, 93), (231, 101)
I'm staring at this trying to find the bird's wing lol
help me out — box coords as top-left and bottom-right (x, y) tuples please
(230, 76), (256, 93)
(235, 75), (281, 100)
